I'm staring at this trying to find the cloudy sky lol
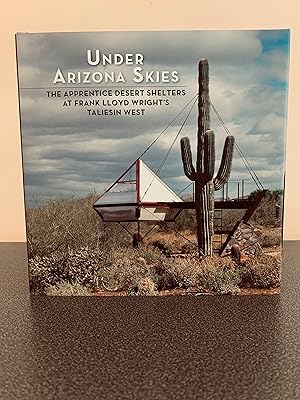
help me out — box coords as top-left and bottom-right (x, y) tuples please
(16, 30), (290, 204)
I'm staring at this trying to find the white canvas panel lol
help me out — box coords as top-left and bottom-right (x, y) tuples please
(139, 207), (167, 221)
(94, 159), (182, 221)
(139, 206), (181, 221)
(139, 161), (182, 203)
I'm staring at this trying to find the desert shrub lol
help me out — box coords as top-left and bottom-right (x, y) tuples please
(239, 254), (281, 288)
(165, 258), (198, 289)
(151, 239), (173, 255)
(101, 255), (144, 291)
(151, 262), (178, 290)
(128, 277), (157, 296)
(220, 209), (245, 232)
(163, 256), (241, 294)
(100, 246), (181, 292)
(199, 266), (241, 294)
(29, 242), (171, 294)
(174, 209), (196, 232)
(99, 246), (158, 292)
(134, 246), (178, 290)
(46, 283), (93, 296)
(148, 231), (197, 256)
(195, 256), (241, 294)
(259, 228), (282, 247)
(136, 246), (170, 265)
(29, 246), (105, 294)
(249, 189), (283, 227)
(26, 193), (128, 259)
(26, 191), (282, 295)
(28, 240), (281, 294)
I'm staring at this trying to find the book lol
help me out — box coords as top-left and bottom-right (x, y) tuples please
(16, 30), (289, 296)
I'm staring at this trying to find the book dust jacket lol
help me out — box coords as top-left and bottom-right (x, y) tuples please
(16, 30), (289, 296)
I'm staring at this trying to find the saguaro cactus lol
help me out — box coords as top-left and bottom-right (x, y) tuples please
(180, 59), (235, 256)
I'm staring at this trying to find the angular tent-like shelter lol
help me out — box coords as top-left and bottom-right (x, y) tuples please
(93, 159), (183, 222)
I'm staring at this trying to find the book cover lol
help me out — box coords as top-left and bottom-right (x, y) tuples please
(16, 30), (289, 296)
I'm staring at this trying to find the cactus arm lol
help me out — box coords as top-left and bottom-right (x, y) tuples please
(213, 135), (235, 191)
(204, 129), (215, 182)
(180, 137), (196, 181)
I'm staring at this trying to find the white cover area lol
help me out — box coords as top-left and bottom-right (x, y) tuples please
(94, 159), (182, 222)
(139, 161), (182, 203)
(95, 160), (182, 206)
(140, 207), (179, 221)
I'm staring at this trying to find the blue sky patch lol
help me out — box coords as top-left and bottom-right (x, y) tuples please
(259, 29), (290, 53)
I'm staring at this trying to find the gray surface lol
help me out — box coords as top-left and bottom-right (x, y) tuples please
(0, 242), (299, 400)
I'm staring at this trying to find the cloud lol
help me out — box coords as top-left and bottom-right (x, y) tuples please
(16, 30), (289, 201)
(17, 30), (262, 70)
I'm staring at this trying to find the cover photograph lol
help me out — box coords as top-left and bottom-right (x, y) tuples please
(16, 30), (289, 296)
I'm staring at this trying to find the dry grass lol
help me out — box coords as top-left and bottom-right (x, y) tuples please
(259, 227), (282, 248)
(26, 193), (283, 296)
(146, 231), (197, 255)
(47, 283), (93, 296)
(29, 242), (281, 295)
(239, 254), (281, 289)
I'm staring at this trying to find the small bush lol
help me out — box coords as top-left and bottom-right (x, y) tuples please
(259, 229), (282, 248)
(239, 254), (281, 288)
(196, 256), (241, 294)
(162, 256), (241, 294)
(151, 239), (173, 255)
(101, 255), (146, 291)
(134, 277), (157, 296)
(167, 258), (199, 289)
(249, 189), (283, 227)
(26, 193), (128, 259)
(221, 210), (245, 232)
(174, 209), (196, 232)
(148, 232), (197, 255)
(29, 247), (105, 294)
(47, 283), (93, 296)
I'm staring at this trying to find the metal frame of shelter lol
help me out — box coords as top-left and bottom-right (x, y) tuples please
(93, 158), (184, 243)
(163, 189), (268, 254)
(93, 78), (268, 255)
(94, 182), (267, 254)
